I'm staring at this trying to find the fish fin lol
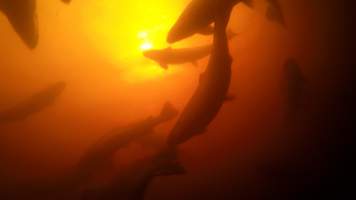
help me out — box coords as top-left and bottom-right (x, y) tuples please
(224, 94), (236, 102)
(191, 61), (199, 67)
(2, 3), (39, 49)
(159, 62), (169, 69)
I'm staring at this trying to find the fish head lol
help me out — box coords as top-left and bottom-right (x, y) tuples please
(1, 0), (38, 49)
(143, 49), (161, 61)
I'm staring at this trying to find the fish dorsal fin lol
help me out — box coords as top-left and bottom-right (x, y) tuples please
(159, 62), (168, 69)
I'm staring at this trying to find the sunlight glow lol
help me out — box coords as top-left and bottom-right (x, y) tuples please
(138, 31), (153, 51)
(82, 0), (189, 82)
(140, 41), (153, 51)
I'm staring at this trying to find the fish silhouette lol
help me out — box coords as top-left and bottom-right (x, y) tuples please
(81, 147), (185, 200)
(0, 82), (66, 124)
(167, 0), (250, 43)
(67, 102), (178, 188)
(144, 30), (237, 69)
(0, 0), (71, 49)
(0, 0), (38, 48)
(167, 5), (233, 145)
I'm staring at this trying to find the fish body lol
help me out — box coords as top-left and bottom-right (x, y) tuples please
(143, 45), (211, 69)
(81, 147), (185, 200)
(144, 30), (237, 69)
(167, 7), (233, 145)
(0, 82), (66, 123)
(69, 103), (178, 187)
(0, 0), (70, 49)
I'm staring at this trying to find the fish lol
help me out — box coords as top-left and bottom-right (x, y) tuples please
(167, 6), (234, 145)
(0, 103), (178, 200)
(67, 102), (178, 188)
(0, 82), (66, 124)
(81, 147), (186, 200)
(167, 0), (251, 43)
(143, 45), (211, 69)
(0, 0), (70, 49)
(0, 0), (38, 49)
(61, 0), (72, 4)
(144, 30), (238, 69)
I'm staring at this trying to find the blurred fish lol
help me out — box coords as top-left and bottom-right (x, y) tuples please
(144, 30), (238, 69)
(81, 147), (186, 200)
(61, 0), (72, 4)
(0, 0), (38, 49)
(167, 7), (233, 145)
(0, 82), (66, 124)
(265, 0), (286, 26)
(0, 0), (71, 49)
(67, 102), (178, 188)
(167, 0), (251, 43)
(0, 102), (178, 200)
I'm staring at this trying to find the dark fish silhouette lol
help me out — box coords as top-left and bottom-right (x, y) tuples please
(81, 147), (186, 200)
(0, 0), (38, 49)
(283, 58), (305, 119)
(0, 0), (70, 49)
(0, 103), (178, 200)
(0, 82), (66, 124)
(143, 45), (211, 69)
(68, 102), (178, 188)
(265, 0), (286, 26)
(144, 30), (237, 69)
(167, 6), (233, 145)
(167, 0), (251, 43)
(61, 0), (72, 4)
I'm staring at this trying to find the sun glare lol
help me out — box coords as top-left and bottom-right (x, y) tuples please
(140, 41), (153, 51)
(82, 0), (189, 82)
(138, 31), (153, 51)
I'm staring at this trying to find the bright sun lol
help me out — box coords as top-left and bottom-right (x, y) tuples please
(138, 31), (153, 51)
(82, 0), (189, 82)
